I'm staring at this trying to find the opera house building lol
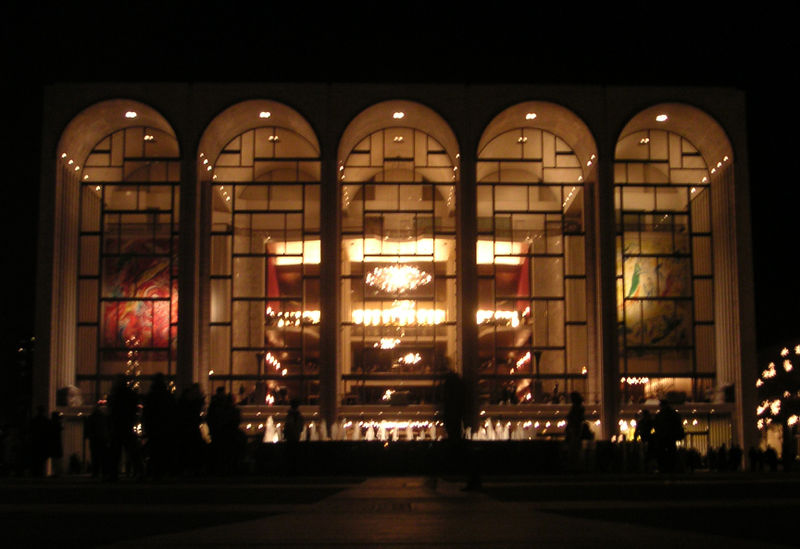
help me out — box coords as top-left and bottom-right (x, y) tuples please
(35, 83), (758, 459)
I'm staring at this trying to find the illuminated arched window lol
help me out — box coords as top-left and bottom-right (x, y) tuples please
(76, 125), (180, 400)
(339, 104), (458, 405)
(615, 123), (718, 403)
(476, 105), (591, 406)
(207, 118), (321, 405)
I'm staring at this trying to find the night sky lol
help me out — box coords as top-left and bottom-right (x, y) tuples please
(1, 6), (797, 367)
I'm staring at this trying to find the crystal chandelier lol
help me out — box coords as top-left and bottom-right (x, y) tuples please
(366, 265), (431, 294)
(374, 338), (401, 349)
(398, 352), (422, 365)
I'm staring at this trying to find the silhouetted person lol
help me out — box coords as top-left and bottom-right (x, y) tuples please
(206, 387), (242, 474)
(84, 404), (109, 478)
(442, 370), (466, 441)
(764, 446), (778, 472)
(653, 400), (684, 473)
(283, 398), (304, 474)
(176, 383), (206, 476)
(29, 406), (49, 476)
(717, 444), (728, 472)
(500, 381), (518, 405)
(47, 412), (64, 477)
(441, 370), (480, 489)
(4, 424), (25, 476)
(749, 446), (764, 472)
(634, 409), (655, 472)
(729, 444), (743, 471)
(142, 373), (177, 479)
(565, 392), (586, 471)
(108, 375), (142, 480)
(707, 447), (718, 471)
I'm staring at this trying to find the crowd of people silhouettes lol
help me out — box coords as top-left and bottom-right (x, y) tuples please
(0, 378), (797, 479)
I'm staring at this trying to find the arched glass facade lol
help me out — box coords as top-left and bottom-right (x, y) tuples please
(41, 86), (753, 454)
(208, 124), (321, 404)
(476, 124), (588, 406)
(614, 128), (715, 403)
(76, 126), (180, 401)
(339, 125), (458, 405)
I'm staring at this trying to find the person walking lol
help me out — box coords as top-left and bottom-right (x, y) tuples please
(283, 398), (304, 475)
(84, 403), (109, 478)
(565, 391), (587, 471)
(107, 375), (142, 480)
(142, 373), (177, 480)
(653, 399), (684, 473)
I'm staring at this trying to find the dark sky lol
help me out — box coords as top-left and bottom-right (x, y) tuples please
(1, 6), (798, 360)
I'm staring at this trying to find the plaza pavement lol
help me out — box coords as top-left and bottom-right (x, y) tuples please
(2, 474), (798, 548)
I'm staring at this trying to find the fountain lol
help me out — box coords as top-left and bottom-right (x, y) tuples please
(263, 416), (277, 443)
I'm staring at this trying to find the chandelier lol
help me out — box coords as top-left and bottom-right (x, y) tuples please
(398, 352), (422, 365)
(366, 265), (431, 294)
(374, 338), (401, 349)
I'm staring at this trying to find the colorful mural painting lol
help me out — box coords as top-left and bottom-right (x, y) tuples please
(102, 238), (177, 349)
(620, 234), (692, 348)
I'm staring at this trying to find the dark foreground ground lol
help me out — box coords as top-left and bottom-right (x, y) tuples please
(1, 472), (798, 548)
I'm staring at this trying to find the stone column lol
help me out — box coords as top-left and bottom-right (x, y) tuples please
(596, 147), (619, 440)
(319, 141), (340, 426)
(583, 179), (600, 407)
(712, 162), (757, 452)
(458, 148), (479, 430)
(177, 147), (200, 394)
(49, 163), (80, 410)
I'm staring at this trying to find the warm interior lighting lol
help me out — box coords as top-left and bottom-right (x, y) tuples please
(476, 308), (529, 327)
(264, 351), (281, 372)
(125, 111), (137, 119)
(269, 240), (321, 265)
(343, 237), (452, 263)
(374, 338), (401, 349)
(392, 112), (405, 119)
(259, 111), (271, 119)
(352, 302), (445, 326)
(398, 352), (422, 365)
(525, 113), (537, 120)
(265, 307), (320, 326)
(366, 265), (432, 294)
(476, 240), (526, 264)
(620, 376), (650, 385)
(656, 114), (668, 122)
